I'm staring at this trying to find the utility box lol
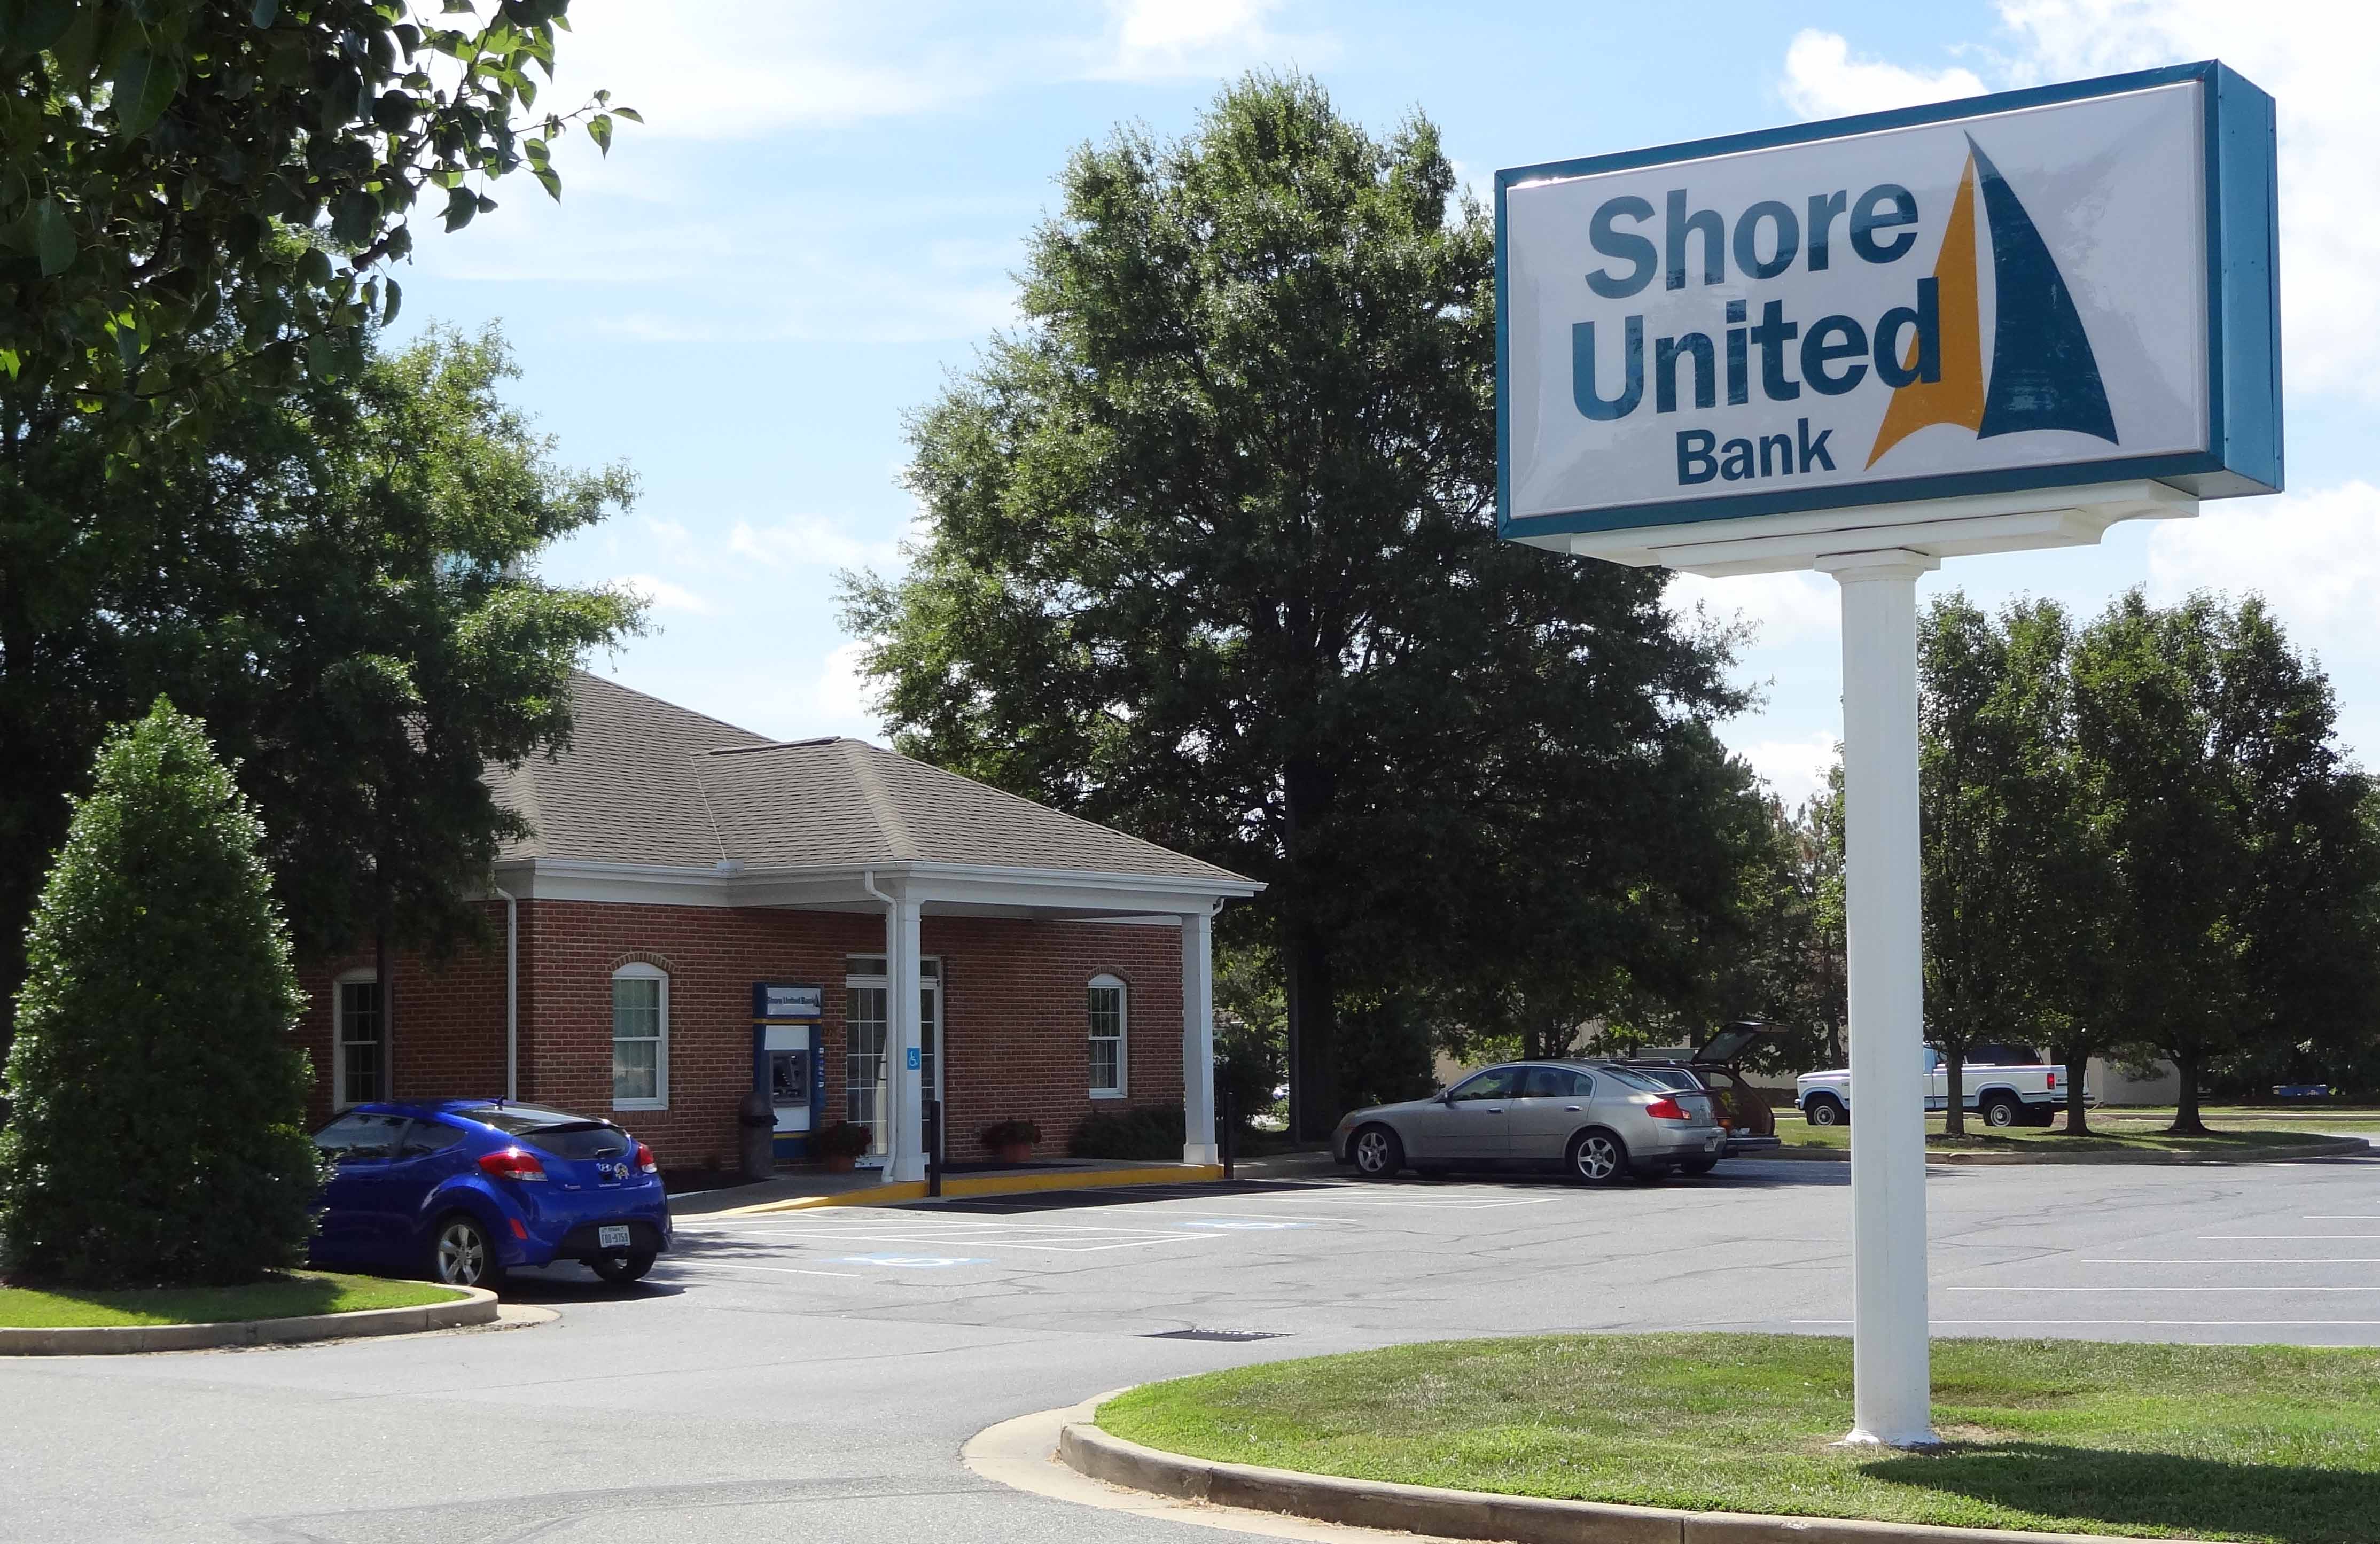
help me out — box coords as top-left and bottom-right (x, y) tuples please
(753, 982), (826, 1161)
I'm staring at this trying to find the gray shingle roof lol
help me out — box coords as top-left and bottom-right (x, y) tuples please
(497, 673), (1251, 887)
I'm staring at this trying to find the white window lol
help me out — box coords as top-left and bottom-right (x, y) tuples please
(332, 971), (383, 1109)
(1088, 974), (1127, 1098)
(612, 963), (668, 1110)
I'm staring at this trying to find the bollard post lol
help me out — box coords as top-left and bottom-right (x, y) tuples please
(1221, 1088), (1236, 1180)
(925, 1097), (942, 1199)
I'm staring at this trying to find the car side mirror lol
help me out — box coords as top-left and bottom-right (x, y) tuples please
(1439, 1090), (1456, 1105)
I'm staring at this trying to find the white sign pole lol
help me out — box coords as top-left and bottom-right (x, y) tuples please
(1820, 548), (1939, 1447)
(1493, 60), (2276, 1450)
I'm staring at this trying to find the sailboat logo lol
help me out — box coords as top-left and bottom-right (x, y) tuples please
(1868, 136), (2116, 466)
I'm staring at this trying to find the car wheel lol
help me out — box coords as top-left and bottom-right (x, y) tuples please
(1678, 1156), (1719, 1176)
(592, 1251), (656, 1284)
(1980, 1094), (2021, 1128)
(1566, 1129), (1628, 1186)
(1349, 1125), (1404, 1179)
(1805, 1096), (1846, 1128)
(430, 1213), (504, 1290)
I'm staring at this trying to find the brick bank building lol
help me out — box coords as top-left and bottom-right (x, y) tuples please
(296, 675), (1258, 1176)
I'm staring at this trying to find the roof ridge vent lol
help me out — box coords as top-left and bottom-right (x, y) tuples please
(708, 736), (842, 755)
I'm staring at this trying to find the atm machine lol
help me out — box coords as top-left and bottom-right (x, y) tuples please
(752, 982), (826, 1160)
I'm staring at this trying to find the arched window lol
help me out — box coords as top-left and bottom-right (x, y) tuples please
(1087, 974), (1127, 1098)
(332, 969), (382, 1109)
(612, 962), (669, 1110)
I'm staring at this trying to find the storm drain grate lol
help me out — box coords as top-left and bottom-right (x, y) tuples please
(1143, 1328), (1291, 1342)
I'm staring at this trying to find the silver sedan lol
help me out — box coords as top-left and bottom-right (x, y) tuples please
(1330, 1061), (1726, 1183)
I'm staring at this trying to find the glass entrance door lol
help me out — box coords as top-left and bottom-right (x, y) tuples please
(844, 982), (888, 1157)
(844, 958), (941, 1160)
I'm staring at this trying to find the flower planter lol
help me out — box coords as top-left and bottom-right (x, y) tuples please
(822, 1152), (857, 1174)
(994, 1142), (1035, 1165)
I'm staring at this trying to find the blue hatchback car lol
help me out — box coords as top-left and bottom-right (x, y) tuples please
(309, 1100), (672, 1289)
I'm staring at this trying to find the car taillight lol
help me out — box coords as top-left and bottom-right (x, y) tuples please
(2047, 1071), (2057, 1088)
(1645, 1096), (1689, 1121)
(479, 1147), (548, 1182)
(634, 1141), (657, 1175)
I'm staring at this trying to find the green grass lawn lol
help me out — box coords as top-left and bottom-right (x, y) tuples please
(0, 1270), (464, 1329)
(1100, 1334), (2380, 1543)
(1778, 1116), (2362, 1153)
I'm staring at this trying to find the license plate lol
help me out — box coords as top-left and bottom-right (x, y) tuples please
(598, 1225), (631, 1250)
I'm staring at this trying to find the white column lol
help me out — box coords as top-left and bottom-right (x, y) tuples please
(1181, 908), (1219, 1165)
(887, 893), (927, 1183)
(1817, 548), (1939, 1449)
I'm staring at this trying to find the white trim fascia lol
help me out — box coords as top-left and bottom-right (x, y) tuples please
(498, 856), (1261, 915)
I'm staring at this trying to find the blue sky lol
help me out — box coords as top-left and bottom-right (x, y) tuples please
(394, 1), (2380, 804)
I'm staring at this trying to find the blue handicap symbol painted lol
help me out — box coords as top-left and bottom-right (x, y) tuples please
(837, 1253), (984, 1268)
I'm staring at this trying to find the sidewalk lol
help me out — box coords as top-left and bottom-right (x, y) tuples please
(669, 1157), (1230, 1218)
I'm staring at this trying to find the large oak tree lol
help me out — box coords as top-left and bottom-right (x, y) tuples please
(845, 75), (1758, 1134)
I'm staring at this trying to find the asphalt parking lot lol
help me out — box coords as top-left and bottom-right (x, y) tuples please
(6, 1151), (2376, 1542)
(655, 1152), (2380, 1346)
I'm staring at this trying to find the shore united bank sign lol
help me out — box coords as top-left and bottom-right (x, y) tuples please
(1495, 61), (2280, 1452)
(1496, 61), (2281, 560)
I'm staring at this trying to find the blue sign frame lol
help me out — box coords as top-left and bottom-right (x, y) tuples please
(1494, 60), (2281, 544)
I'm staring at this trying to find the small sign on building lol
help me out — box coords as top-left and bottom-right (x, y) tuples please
(753, 981), (824, 1021)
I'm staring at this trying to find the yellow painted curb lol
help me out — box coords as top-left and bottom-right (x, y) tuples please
(942, 1163), (1223, 1199)
(714, 1163), (1224, 1217)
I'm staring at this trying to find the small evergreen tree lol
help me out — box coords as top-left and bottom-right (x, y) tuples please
(0, 702), (322, 1285)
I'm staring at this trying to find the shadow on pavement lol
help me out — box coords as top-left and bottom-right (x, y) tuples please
(496, 1263), (685, 1305)
(1860, 1443), (2378, 1544)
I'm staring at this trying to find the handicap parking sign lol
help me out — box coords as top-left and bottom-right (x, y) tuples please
(906, 1046), (920, 1070)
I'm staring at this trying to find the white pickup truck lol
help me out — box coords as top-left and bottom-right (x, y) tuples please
(1796, 1042), (2082, 1129)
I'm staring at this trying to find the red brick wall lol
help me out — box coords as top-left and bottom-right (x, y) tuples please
(294, 901), (1188, 1170)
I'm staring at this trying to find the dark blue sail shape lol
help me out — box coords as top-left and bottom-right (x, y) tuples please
(1967, 138), (2117, 444)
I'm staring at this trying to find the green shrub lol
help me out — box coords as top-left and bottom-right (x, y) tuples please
(1070, 1104), (1185, 1160)
(0, 702), (323, 1286)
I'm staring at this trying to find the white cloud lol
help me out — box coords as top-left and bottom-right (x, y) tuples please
(1780, 30), (1987, 119)
(1739, 731), (1842, 805)
(1780, 3), (2380, 402)
(2145, 481), (2380, 665)
(1667, 568), (1840, 650)
(727, 516), (905, 572)
(615, 572), (719, 615)
(811, 639), (880, 729)
(1097, 0), (1314, 80)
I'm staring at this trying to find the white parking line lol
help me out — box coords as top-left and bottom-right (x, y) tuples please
(1949, 1286), (2380, 1293)
(2200, 1234), (2380, 1241)
(682, 1227), (1219, 1254)
(659, 1261), (864, 1279)
(2304, 1215), (2380, 1220)
(2083, 1258), (2380, 1264)
(1260, 1193), (1560, 1210)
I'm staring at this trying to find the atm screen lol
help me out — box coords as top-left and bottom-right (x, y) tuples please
(769, 1047), (810, 1104)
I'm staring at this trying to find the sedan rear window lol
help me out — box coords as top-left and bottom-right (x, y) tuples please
(450, 1103), (629, 1158)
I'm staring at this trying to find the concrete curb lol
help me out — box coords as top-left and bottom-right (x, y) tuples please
(714, 1162), (1226, 1216)
(1760, 1135), (2370, 1165)
(0, 1284), (497, 1356)
(1059, 1417), (2223, 1544)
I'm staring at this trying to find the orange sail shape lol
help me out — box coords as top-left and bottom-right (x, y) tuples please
(1867, 156), (1986, 467)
